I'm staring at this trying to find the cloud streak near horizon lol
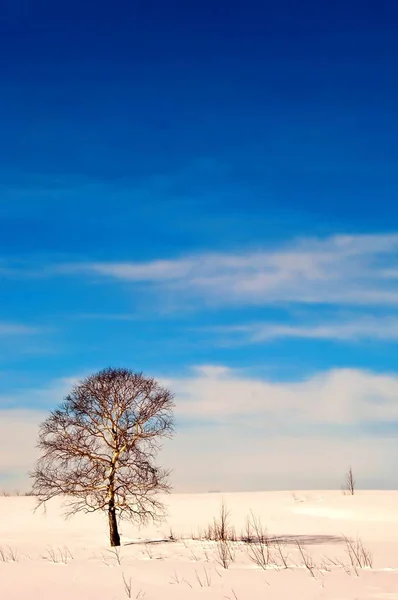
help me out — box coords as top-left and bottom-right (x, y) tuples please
(2, 365), (398, 492)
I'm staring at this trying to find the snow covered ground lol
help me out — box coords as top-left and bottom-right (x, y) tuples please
(1, 490), (398, 599)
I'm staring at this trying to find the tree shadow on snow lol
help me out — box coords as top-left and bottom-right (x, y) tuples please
(271, 534), (345, 545)
(124, 538), (175, 546)
(124, 534), (345, 546)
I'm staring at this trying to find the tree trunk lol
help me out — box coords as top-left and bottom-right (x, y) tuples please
(108, 499), (120, 547)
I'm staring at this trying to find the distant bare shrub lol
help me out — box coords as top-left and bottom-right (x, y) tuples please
(343, 466), (355, 495)
(240, 516), (255, 543)
(216, 499), (232, 540)
(199, 499), (237, 542)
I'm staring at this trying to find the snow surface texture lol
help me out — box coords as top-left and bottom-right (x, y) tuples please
(1, 490), (398, 599)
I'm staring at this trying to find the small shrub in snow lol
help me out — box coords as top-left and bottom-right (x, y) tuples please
(344, 536), (373, 572)
(215, 538), (236, 569)
(243, 511), (274, 569)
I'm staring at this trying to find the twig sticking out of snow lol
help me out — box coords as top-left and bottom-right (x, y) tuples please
(295, 541), (317, 578)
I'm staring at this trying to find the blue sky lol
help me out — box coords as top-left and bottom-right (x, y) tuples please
(2, 0), (398, 491)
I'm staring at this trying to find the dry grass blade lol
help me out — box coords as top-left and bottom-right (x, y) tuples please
(170, 571), (193, 587)
(7, 546), (19, 562)
(195, 566), (212, 587)
(122, 572), (132, 598)
(272, 537), (290, 569)
(296, 540), (316, 578)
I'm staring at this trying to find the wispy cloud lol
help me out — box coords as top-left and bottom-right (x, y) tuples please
(216, 316), (398, 342)
(74, 313), (143, 321)
(78, 259), (195, 281)
(42, 232), (398, 307)
(0, 376), (80, 410)
(0, 322), (39, 336)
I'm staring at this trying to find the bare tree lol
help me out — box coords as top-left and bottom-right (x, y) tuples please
(30, 367), (174, 546)
(343, 466), (355, 495)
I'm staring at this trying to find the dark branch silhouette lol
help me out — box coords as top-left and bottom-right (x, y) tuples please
(30, 367), (174, 546)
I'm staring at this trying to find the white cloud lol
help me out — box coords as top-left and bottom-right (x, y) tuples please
(67, 259), (195, 281)
(0, 409), (45, 472)
(54, 233), (398, 307)
(162, 365), (398, 491)
(3, 366), (398, 492)
(169, 366), (398, 425)
(0, 409), (45, 492)
(0, 374), (84, 492)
